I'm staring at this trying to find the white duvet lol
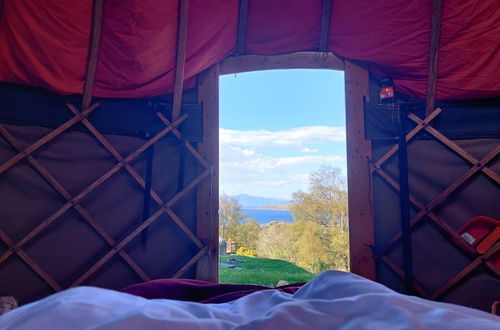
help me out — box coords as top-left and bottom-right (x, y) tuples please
(1, 271), (498, 329)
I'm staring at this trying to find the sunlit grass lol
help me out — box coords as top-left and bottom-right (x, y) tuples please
(219, 255), (315, 287)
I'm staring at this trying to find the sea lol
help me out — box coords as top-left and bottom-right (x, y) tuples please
(242, 208), (294, 225)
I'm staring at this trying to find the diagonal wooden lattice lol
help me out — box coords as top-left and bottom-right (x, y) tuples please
(372, 108), (500, 299)
(0, 102), (212, 293)
(0, 120), (149, 285)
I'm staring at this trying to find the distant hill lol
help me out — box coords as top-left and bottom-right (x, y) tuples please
(234, 194), (289, 209)
(261, 204), (290, 210)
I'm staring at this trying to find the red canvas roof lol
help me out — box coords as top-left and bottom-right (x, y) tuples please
(0, 0), (499, 100)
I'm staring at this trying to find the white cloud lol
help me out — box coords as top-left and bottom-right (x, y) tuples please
(225, 145), (256, 156)
(219, 126), (347, 199)
(288, 173), (311, 182)
(220, 126), (345, 150)
(251, 180), (290, 187)
(221, 145), (344, 175)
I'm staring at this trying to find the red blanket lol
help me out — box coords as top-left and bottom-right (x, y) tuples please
(122, 279), (304, 304)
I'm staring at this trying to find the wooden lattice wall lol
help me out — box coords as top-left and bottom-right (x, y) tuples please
(371, 107), (499, 311)
(0, 95), (218, 303)
(0, 0), (219, 302)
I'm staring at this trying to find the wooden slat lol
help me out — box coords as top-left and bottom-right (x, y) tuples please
(196, 65), (220, 282)
(236, 0), (248, 55)
(172, 247), (207, 278)
(375, 108), (499, 258)
(65, 104), (203, 249)
(430, 242), (500, 300)
(409, 113), (500, 184)
(426, 147), (499, 210)
(375, 130), (500, 293)
(165, 208), (204, 249)
(70, 124), (211, 286)
(220, 52), (344, 75)
(0, 103), (99, 175)
(0, 115), (188, 265)
(382, 256), (430, 297)
(410, 114), (477, 165)
(0, 123), (150, 282)
(172, 0), (190, 121)
(373, 108), (442, 170)
(0, 230), (61, 291)
(72, 168), (211, 286)
(319, 0), (332, 52)
(167, 168), (211, 207)
(344, 60), (376, 280)
(82, 0), (103, 109)
(380, 146), (498, 251)
(66, 103), (166, 205)
(374, 168), (425, 210)
(425, 0), (443, 116)
(373, 108), (441, 169)
(376, 150), (500, 277)
(156, 113), (210, 169)
(377, 167), (478, 258)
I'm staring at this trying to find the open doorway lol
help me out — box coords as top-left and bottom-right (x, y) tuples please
(217, 69), (349, 286)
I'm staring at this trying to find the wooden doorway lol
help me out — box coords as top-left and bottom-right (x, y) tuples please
(196, 52), (375, 281)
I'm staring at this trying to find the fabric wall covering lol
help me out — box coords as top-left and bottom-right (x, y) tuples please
(0, 0), (499, 100)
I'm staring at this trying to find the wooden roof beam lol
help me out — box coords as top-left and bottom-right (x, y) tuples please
(0, 0), (4, 19)
(82, 0), (104, 110)
(172, 0), (190, 120)
(220, 52), (344, 75)
(319, 0), (332, 52)
(236, 0), (249, 55)
(425, 0), (443, 116)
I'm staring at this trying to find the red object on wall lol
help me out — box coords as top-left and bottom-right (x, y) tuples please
(458, 216), (498, 249)
(379, 78), (395, 103)
(380, 87), (394, 101)
(0, 0), (500, 100)
(458, 216), (500, 270)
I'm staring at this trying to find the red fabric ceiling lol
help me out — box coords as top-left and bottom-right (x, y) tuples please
(0, 0), (499, 100)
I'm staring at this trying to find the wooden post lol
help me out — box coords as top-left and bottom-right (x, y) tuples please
(196, 64), (220, 282)
(344, 60), (376, 280)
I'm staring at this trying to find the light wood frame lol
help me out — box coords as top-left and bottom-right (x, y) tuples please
(197, 52), (376, 281)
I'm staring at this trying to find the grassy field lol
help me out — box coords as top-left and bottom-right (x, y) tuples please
(219, 255), (315, 286)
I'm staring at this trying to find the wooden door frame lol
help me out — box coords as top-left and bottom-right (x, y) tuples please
(196, 52), (375, 281)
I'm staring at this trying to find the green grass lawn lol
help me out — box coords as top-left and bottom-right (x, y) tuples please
(219, 255), (315, 286)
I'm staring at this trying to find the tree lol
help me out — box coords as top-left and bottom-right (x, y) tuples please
(219, 166), (350, 272)
(219, 194), (245, 241)
(290, 165), (348, 230)
(236, 218), (261, 250)
(292, 220), (330, 273)
(328, 224), (349, 271)
(257, 221), (296, 261)
(219, 195), (261, 251)
(289, 165), (350, 272)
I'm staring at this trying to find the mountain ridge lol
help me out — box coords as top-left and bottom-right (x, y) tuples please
(233, 194), (289, 209)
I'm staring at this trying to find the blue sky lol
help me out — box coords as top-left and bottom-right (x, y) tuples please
(219, 69), (346, 200)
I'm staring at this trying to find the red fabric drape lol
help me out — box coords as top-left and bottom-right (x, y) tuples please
(0, 0), (91, 94)
(0, 0), (499, 100)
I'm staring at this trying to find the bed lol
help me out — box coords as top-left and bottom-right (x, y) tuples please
(0, 271), (497, 329)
